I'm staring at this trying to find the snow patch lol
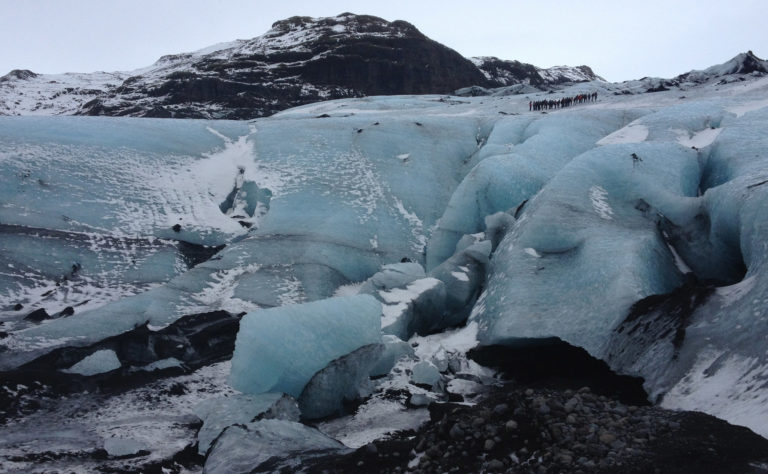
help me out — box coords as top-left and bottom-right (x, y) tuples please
(726, 98), (768, 118)
(589, 185), (614, 220)
(451, 271), (470, 282)
(596, 123), (649, 145)
(662, 349), (768, 438)
(674, 127), (722, 148)
(379, 278), (441, 328)
(524, 247), (542, 258)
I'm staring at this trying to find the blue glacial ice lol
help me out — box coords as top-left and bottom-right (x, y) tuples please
(3, 83), (768, 440)
(470, 140), (700, 355)
(228, 295), (382, 397)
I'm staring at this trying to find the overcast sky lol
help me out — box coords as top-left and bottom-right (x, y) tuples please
(1, 0), (766, 82)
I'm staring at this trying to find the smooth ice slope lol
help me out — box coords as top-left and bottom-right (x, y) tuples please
(229, 295), (382, 397)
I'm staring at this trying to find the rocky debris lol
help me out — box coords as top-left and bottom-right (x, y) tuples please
(24, 308), (51, 322)
(303, 383), (768, 473)
(0, 310), (243, 421)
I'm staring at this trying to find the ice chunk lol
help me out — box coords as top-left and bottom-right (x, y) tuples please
(195, 392), (299, 455)
(62, 349), (121, 376)
(369, 335), (415, 377)
(298, 343), (383, 419)
(204, 419), (350, 474)
(410, 360), (442, 388)
(103, 437), (147, 457)
(428, 240), (491, 329)
(229, 295), (382, 397)
(376, 277), (446, 340)
(357, 262), (427, 294)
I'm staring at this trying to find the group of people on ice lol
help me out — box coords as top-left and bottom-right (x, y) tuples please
(529, 92), (598, 111)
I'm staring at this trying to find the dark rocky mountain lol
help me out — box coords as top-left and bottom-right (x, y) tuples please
(472, 56), (602, 87)
(80, 14), (497, 119)
(0, 13), (602, 120)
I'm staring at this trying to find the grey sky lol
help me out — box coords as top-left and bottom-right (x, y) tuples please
(1, 0), (766, 82)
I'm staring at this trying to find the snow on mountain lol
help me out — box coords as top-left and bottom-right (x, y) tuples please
(538, 64), (604, 83)
(1, 13), (493, 119)
(1, 13), (605, 120)
(679, 50), (768, 83)
(470, 56), (604, 86)
(0, 69), (127, 116)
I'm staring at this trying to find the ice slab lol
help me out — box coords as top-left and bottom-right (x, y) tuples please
(204, 419), (349, 474)
(103, 438), (147, 457)
(62, 349), (121, 376)
(298, 343), (383, 419)
(195, 392), (299, 455)
(370, 335), (415, 377)
(229, 295), (382, 397)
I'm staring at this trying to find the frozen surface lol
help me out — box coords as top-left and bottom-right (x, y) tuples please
(229, 295), (382, 397)
(318, 399), (430, 448)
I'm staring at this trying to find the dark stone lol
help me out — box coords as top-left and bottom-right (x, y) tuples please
(78, 14), (495, 120)
(56, 306), (75, 318)
(646, 84), (670, 93)
(167, 383), (187, 396)
(176, 240), (225, 268)
(2, 310), (243, 404)
(24, 308), (50, 322)
(172, 223), (182, 232)
(13, 303), (23, 311)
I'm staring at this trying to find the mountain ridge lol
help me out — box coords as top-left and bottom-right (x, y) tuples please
(0, 13), (598, 119)
(0, 13), (764, 119)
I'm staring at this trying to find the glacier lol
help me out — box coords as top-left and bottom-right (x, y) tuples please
(2, 65), (768, 471)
